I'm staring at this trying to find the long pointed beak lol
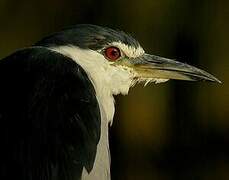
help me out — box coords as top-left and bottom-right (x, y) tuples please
(118, 54), (221, 83)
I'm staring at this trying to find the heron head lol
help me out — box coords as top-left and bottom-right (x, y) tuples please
(38, 24), (221, 95)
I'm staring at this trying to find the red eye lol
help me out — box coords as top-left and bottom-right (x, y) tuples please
(104, 47), (121, 61)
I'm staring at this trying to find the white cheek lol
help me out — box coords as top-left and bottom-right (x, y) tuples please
(109, 67), (133, 95)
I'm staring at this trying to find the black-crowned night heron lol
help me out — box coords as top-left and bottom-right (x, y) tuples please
(0, 24), (220, 180)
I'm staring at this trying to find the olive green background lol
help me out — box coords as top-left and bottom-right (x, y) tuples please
(0, 0), (228, 179)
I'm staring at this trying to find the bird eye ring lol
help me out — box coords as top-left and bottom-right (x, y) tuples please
(104, 46), (121, 61)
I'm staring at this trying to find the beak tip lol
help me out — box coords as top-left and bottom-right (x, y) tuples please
(214, 78), (222, 84)
(206, 74), (222, 84)
(202, 76), (222, 84)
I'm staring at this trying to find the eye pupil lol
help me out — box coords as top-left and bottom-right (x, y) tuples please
(104, 47), (121, 61)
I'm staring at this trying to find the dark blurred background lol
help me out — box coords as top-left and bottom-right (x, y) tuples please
(0, 0), (228, 179)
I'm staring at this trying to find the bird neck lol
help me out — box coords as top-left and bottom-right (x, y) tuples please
(50, 46), (129, 179)
(49, 45), (132, 124)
